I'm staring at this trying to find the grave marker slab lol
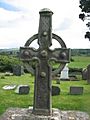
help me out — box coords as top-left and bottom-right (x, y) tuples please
(15, 85), (30, 94)
(52, 86), (60, 96)
(70, 86), (83, 95)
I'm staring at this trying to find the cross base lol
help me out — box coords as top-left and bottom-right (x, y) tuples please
(0, 107), (89, 120)
(0, 107), (61, 120)
(32, 108), (52, 116)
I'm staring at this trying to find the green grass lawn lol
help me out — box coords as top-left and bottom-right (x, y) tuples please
(0, 73), (90, 116)
(0, 56), (90, 116)
(69, 56), (90, 68)
(0, 74), (34, 115)
(52, 80), (90, 115)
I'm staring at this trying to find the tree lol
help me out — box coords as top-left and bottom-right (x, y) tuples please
(79, 0), (90, 40)
(0, 55), (22, 72)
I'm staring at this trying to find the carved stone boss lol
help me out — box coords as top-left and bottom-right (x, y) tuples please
(20, 8), (70, 116)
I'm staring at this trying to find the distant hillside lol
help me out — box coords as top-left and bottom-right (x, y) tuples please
(0, 48), (19, 56)
(0, 48), (90, 56)
(71, 49), (90, 56)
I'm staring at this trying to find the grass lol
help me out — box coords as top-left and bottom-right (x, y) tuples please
(52, 56), (90, 69)
(0, 74), (90, 116)
(0, 56), (90, 116)
(69, 56), (90, 68)
(52, 80), (90, 115)
(0, 74), (34, 115)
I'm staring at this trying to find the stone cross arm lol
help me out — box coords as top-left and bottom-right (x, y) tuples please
(20, 47), (38, 62)
(20, 47), (70, 64)
(49, 48), (70, 63)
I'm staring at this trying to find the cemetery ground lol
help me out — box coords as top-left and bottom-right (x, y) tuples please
(0, 56), (90, 117)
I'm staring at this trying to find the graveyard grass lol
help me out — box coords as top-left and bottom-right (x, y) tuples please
(0, 56), (90, 116)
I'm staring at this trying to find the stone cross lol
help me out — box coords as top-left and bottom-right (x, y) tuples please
(20, 8), (70, 116)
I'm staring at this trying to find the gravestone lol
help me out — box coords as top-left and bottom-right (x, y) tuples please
(15, 85), (30, 94)
(13, 65), (24, 76)
(60, 64), (69, 80)
(70, 86), (83, 95)
(82, 65), (90, 84)
(86, 64), (90, 84)
(82, 68), (87, 80)
(52, 86), (60, 96)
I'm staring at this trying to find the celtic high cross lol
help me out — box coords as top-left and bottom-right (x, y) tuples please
(20, 8), (70, 116)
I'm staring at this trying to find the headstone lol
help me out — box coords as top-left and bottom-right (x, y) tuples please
(60, 64), (69, 80)
(52, 86), (60, 96)
(70, 86), (83, 95)
(82, 68), (87, 80)
(13, 65), (24, 76)
(15, 85), (30, 94)
(86, 64), (90, 84)
(82, 65), (90, 84)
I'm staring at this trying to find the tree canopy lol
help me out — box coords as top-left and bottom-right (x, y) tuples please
(79, 0), (90, 40)
(0, 55), (22, 72)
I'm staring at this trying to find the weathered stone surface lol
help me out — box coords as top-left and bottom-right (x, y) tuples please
(0, 108), (89, 120)
(13, 65), (24, 76)
(20, 8), (70, 116)
(15, 85), (30, 94)
(61, 110), (89, 120)
(82, 64), (90, 84)
(87, 64), (90, 84)
(70, 86), (83, 95)
(0, 108), (61, 120)
(82, 68), (87, 80)
(52, 86), (60, 96)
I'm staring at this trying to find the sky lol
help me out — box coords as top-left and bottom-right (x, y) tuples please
(0, 0), (90, 49)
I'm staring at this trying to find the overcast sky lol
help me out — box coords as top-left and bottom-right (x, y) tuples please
(0, 0), (90, 49)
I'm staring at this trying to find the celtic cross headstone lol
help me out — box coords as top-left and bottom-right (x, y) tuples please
(20, 8), (70, 116)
